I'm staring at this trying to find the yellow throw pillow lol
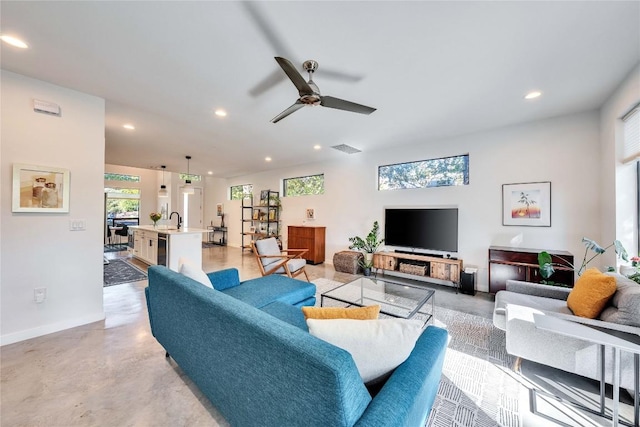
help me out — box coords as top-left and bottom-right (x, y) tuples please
(567, 268), (617, 318)
(302, 305), (380, 320)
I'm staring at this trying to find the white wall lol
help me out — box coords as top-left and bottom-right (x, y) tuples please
(223, 110), (602, 292)
(600, 63), (640, 265)
(1, 71), (106, 345)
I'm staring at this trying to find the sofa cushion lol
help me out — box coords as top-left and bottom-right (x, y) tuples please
(261, 301), (309, 331)
(178, 258), (212, 288)
(567, 268), (617, 319)
(306, 318), (423, 383)
(302, 305), (380, 320)
(220, 275), (316, 308)
(599, 273), (640, 327)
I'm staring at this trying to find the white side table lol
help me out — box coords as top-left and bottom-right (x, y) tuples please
(534, 313), (640, 427)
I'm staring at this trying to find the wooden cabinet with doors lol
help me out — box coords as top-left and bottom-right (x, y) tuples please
(288, 226), (326, 264)
(488, 246), (574, 294)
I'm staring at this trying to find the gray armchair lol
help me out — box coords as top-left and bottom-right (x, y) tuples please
(493, 275), (639, 393)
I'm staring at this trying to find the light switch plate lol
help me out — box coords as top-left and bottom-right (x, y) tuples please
(69, 219), (86, 231)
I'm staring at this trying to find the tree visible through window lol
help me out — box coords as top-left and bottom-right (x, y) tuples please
(284, 174), (324, 196)
(104, 173), (140, 182)
(378, 154), (469, 190)
(230, 184), (253, 200)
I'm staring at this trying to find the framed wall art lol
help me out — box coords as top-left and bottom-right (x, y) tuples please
(12, 163), (70, 213)
(502, 181), (551, 227)
(216, 203), (223, 216)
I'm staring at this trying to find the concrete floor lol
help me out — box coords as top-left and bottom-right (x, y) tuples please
(0, 245), (635, 426)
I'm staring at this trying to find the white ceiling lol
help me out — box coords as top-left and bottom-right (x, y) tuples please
(2, 1), (639, 178)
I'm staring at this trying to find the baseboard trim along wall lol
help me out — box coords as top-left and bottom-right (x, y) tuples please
(0, 312), (106, 346)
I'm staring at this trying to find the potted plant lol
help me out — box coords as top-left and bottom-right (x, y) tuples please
(359, 258), (374, 277)
(348, 221), (384, 263)
(539, 237), (628, 284)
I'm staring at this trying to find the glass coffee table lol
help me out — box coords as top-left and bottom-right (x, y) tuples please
(321, 277), (435, 324)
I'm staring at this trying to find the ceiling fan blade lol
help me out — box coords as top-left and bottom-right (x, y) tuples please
(271, 101), (305, 123)
(249, 69), (286, 97)
(318, 67), (363, 83)
(275, 57), (314, 96)
(243, 2), (292, 58)
(320, 96), (376, 115)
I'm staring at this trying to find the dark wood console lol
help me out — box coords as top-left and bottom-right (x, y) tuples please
(488, 246), (574, 294)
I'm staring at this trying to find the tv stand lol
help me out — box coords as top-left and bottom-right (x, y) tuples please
(373, 252), (462, 286)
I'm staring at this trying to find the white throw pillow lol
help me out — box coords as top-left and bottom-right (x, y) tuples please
(178, 258), (213, 288)
(306, 318), (423, 383)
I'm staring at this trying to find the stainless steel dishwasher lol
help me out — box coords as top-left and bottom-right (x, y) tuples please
(157, 233), (168, 266)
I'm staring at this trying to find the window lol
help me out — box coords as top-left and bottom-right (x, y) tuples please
(623, 105), (640, 163)
(104, 173), (140, 182)
(378, 154), (469, 190)
(105, 188), (140, 226)
(179, 173), (201, 182)
(284, 174), (324, 197)
(230, 184), (253, 200)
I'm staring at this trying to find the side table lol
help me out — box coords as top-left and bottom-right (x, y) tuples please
(533, 314), (640, 427)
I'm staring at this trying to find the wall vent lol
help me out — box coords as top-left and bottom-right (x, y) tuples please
(33, 99), (62, 117)
(331, 144), (361, 154)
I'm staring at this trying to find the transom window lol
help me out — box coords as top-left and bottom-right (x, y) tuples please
(230, 184), (254, 200)
(378, 154), (469, 190)
(284, 174), (324, 197)
(179, 173), (201, 182)
(104, 173), (140, 182)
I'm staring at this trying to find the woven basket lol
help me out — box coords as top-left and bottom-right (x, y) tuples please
(333, 251), (363, 274)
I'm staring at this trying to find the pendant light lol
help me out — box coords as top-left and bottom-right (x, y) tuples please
(183, 155), (195, 195)
(158, 165), (168, 197)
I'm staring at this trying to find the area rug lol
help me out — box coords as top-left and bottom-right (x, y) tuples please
(311, 278), (521, 427)
(103, 259), (147, 287)
(103, 243), (128, 253)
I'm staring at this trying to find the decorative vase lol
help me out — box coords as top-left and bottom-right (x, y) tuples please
(41, 182), (58, 208)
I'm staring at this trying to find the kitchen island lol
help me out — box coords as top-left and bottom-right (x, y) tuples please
(129, 225), (208, 271)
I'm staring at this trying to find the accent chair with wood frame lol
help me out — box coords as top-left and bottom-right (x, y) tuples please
(252, 237), (310, 281)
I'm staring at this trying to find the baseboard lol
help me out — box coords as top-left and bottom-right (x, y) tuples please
(0, 311), (105, 346)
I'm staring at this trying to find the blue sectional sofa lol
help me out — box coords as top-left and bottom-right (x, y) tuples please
(146, 265), (449, 427)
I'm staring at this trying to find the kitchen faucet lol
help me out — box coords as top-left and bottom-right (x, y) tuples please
(169, 211), (183, 230)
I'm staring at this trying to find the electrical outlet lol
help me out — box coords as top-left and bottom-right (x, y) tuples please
(34, 288), (46, 303)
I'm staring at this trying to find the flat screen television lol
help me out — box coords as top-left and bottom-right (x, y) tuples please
(384, 208), (458, 253)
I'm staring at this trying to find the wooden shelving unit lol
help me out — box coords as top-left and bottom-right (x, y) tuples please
(241, 190), (281, 250)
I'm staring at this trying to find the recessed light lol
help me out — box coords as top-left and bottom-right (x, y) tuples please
(524, 91), (542, 100)
(215, 109), (227, 117)
(313, 145), (321, 150)
(0, 35), (28, 49)
(207, 171), (213, 175)
(123, 124), (135, 130)
(265, 157), (272, 162)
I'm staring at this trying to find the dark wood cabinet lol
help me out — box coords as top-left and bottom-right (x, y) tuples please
(288, 226), (326, 265)
(488, 246), (574, 294)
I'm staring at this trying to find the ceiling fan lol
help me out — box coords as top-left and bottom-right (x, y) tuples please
(243, 2), (362, 97)
(271, 57), (376, 123)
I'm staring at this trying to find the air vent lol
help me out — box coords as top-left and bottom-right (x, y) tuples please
(33, 99), (61, 117)
(331, 144), (361, 154)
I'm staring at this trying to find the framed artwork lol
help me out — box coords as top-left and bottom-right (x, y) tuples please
(216, 203), (223, 216)
(502, 181), (551, 227)
(306, 208), (315, 220)
(12, 163), (70, 213)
